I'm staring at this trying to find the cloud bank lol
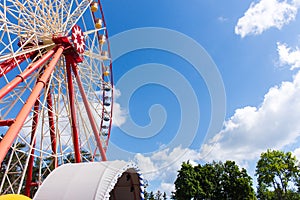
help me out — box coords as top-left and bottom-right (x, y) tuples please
(134, 146), (199, 196)
(135, 70), (300, 193)
(112, 88), (127, 127)
(201, 72), (300, 162)
(277, 42), (300, 70)
(134, 43), (300, 196)
(235, 0), (299, 37)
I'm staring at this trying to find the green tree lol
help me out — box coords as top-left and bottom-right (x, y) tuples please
(256, 149), (300, 200)
(170, 191), (176, 199)
(148, 191), (155, 200)
(174, 161), (199, 199)
(155, 190), (163, 200)
(174, 160), (255, 200)
(0, 140), (27, 194)
(163, 192), (167, 200)
(144, 190), (149, 199)
(221, 161), (255, 199)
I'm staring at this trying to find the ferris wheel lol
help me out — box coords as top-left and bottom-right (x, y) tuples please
(0, 0), (113, 196)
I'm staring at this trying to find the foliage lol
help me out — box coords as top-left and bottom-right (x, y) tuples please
(256, 149), (300, 200)
(147, 191), (155, 200)
(163, 192), (167, 200)
(144, 190), (167, 200)
(0, 141), (27, 194)
(155, 190), (163, 200)
(174, 160), (255, 200)
(174, 162), (198, 199)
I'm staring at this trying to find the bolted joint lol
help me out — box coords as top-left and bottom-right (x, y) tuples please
(52, 35), (84, 63)
(52, 34), (71, 46)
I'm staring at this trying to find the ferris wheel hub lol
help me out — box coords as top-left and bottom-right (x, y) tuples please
(71, 25), (85, 54)
(51, 28), (85, 63)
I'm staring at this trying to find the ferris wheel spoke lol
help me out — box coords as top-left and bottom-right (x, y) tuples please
(0, 52), (34, 78)
(0, 46), (64, 165)
(63, 0), (93, 34)
(88, 30), (99, 56)
(82, 27), (106, 37)
(76, 107), (94, 160)
(0, 119), (14, 126)
(0, 4), (36, 35)
(0, 33), (19, 56)
(1, 78), (36, 120)
(16, 0), (55, 32)
(0, 43), (54, 64)
(2, 25), (39, 38)
(0, 48), (56, 100)
(83, 50), (110, 61)
(76, 66), (108, 116)
(0, 33), (36, 62)
(7, 1), (36, 29)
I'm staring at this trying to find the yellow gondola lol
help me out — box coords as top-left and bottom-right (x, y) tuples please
(95, 18), (103, 29)
(90, 2), (98, 12)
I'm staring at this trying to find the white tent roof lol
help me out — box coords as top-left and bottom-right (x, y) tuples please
(33, 160), (144, 200)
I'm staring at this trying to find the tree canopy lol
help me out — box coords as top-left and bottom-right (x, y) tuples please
(173, 160), (255, 200)
(256, 149), (300, 200)
(144, 190), (167, 200)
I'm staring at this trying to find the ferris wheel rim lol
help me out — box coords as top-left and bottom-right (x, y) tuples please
(0, 0), (113, 196)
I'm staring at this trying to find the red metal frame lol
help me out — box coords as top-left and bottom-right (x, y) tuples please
(91, 9), (105, 156)
(99, 0), (114, 148)
(65, 55), (81, 163)
(0, 49), (56, 100)
(0, 119), (15, 126)
(0, 46), (64, 164)
(25, 98), (40, 197)
(98, 62), (106, 152)
(0, 52), (35, 78)
(70, 61), (107, 161)
(0, 3), (113, 196)
(46, 86), (58, 168)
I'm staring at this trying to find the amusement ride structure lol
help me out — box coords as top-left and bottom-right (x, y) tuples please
(0, 1), (143, 199)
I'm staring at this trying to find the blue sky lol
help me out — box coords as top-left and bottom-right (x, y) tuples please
(101, 0), (300, 197)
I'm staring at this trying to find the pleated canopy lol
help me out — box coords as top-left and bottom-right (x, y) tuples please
(33, 160), (144, 200)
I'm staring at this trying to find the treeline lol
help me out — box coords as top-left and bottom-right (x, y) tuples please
(169, 149), (300, 200)
(144, 190), (167, 200)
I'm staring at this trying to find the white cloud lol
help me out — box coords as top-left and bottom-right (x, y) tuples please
(160, 182), (175, 198)
(235, 0), (298, 37)
(200, 70), (300, 163)
(277, 42), (300, 69)
(112, 102), (126, 126)
(135, 69), (300, 189)
(112, 88), (127, 127)
(134, 146), (200, 195)
(218, 16), (228, 22)
(133, 66), (300, 191)
(135, 70), (300, 195)
(132, 40), (300, 195)
(135, 153), (158, 180)
(292, 147), (300, 159)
